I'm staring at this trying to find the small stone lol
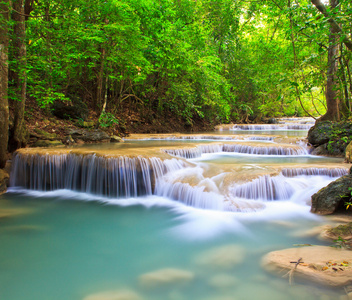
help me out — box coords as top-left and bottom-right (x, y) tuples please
(83, 290), (142, 300)
(139, 268), (194, 287)
(208, 273), (239, 289)
(195, 244), (245, 269)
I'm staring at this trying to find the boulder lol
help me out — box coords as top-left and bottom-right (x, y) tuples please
(311, 174), (352, 215)
(308, 121), (352, 156)
(0, 169), (9, 194)
(307, 121), (333, 146)
(110, 135), (123, 143)
(262, 246), (352, 287)
(67, 129), (110, 143)
(51, 100), (88, 120)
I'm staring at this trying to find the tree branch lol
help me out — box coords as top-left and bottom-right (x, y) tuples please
(310, 0), (352, 51)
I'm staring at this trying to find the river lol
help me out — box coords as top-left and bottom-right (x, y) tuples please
(0, 118), (349, 300)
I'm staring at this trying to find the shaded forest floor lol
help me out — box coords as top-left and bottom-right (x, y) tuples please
(18, 98), (215, 145)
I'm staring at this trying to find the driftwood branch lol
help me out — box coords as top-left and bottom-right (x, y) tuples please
(283, 257), (304, 285)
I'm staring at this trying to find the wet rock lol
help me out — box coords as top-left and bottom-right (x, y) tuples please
(139, 268), (194, 287)
(195, 244), (245, 269)
(310, 144), (329, 156)
(0, 169), (9, 194)
(83, 289), (142, 300)
(262, 246), (352, 287)
(110, 135), (123, 143)
(308, 121), (333, 146)
(311, 175), (352, 215)
(67, 129), (110, 143)
(32, 140), (64, 147)
(308, 121), (352, 156)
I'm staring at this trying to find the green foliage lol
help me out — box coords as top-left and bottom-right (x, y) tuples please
(331, 236), (350, 249)
(16, 0), (352, 125)
(99, 112), (119, 128)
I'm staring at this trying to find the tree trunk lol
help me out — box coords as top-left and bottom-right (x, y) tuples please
(319, 0), (340, 122)
(0, 1), (9, 168)
(95, 46), (106, 111)
(9, 0), (27, 151)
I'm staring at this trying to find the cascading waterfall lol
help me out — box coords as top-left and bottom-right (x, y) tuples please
(163, 143), (308, 158)
(10, 152), (186, 198)
(230, 174), (306, 200)
(230, 167), (348, 201)
(281, 167), (348, 177)
(229, 124), (313, 130)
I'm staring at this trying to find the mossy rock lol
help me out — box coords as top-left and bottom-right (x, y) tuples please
(75, 120), (95, 128)
(307, 121), (333, 146)
(32, 140), (64, 147)
(326, 223), (352, 240)
(33, 128), (58, 140)
(311, 174), (352, 215)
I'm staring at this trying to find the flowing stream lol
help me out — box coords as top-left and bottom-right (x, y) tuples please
(0, 118), (350, 300)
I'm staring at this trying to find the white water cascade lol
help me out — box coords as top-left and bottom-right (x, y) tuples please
(10, 152), (187, 198)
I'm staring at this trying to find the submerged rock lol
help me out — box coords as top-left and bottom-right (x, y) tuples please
(195, 244), (245, 269)
(83, 289), (142, 300)
(311, 175), (352, 215)
(207, 273), (239, 289)
(262, 246), (352, 287)
(0, 169), (9, 194)
(139, 268), (194, 287)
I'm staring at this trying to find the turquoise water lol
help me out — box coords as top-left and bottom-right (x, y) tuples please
(1, 125), (349, 300)
(0, 190), (345, 300)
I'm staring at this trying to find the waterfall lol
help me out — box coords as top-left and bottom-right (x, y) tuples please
(281, 167), (348, 177)
(230, 174), (303, 200)
(229, 124), (313, 130)
(10, 152), (186, 198)
(163, 143), (308, 158)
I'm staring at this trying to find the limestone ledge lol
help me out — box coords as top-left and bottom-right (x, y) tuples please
(262, 246), (352, 287)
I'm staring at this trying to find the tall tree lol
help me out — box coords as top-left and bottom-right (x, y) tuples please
(9, 0), (28, 150)
(0, 0), (9, 168)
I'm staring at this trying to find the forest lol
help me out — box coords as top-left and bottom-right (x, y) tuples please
(1, 0), (352, 168)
